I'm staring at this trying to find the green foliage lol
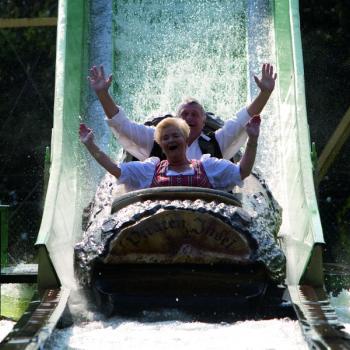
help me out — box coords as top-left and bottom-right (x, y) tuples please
(301, 0), (350, 45)
(0, 0), (57, 18)
(336, 197), (350, 263)
(0, 1), (58, 170)
(0, 26), (57, 174)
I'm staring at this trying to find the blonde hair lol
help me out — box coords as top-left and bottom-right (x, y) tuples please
(154, 117), (190, 144)
(176, 97), (206, 120)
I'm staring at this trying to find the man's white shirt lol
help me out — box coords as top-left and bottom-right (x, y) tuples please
(106, 106), (251, 161)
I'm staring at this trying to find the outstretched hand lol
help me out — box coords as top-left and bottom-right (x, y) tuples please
(254, 63), (277, 93)
(88, 65), (112, 93)
(79, 123), (94, 145)
(246, 115), (261, 139)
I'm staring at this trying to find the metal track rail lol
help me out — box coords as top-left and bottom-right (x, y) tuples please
(289, 285), (350, 349)
(0, 288), (69, 350)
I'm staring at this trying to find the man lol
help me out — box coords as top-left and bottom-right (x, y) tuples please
(88, 63), (276, 161)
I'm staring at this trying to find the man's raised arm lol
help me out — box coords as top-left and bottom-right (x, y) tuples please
(247, 63), (277, 117)
(89, 65), (118, 118)
(89, 65), (155, 160)
(215, 63), (276, 159)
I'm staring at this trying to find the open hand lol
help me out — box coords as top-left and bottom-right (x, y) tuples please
(88, 65), (112, 93)
(254, 63), (277, 93)
(79, 123), (94, 145)
(246, 115), (261, 139)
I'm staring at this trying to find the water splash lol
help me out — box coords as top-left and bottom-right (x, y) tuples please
(45, 315), (307, 350)
(330, 289), (350, 326)
(113, 0), (247, 120)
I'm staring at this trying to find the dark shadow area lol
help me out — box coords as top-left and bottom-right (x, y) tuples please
(0, 1), (57, 264)
(300, 0), (350, 264)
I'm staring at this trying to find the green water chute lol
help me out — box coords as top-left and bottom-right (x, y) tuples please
(36, 0), (90, 290)
(274, 0), (324, 286)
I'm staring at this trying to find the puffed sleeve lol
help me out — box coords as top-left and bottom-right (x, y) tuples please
(214, 107), (251, 160)
(201, 154), (243, 190)
(106, 106), (155, 161)
(117, 157), (159, 190)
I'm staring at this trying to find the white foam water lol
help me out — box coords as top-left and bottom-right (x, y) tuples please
(0, 320), (14, 343)
(330, 289), (350, 333)
(45, 314), (307, 350)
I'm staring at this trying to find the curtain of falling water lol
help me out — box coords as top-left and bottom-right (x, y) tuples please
(112, 0), (247, 123)
(111, 0), (283, 203)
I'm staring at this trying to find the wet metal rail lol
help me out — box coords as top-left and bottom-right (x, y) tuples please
(0, 288), (69, 350)
(289, 285), (350, 349)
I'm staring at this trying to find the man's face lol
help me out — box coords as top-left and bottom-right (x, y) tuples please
(178, 103), (205, 142)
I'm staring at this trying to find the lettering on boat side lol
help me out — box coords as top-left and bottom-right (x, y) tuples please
(106, 211), (252, 262)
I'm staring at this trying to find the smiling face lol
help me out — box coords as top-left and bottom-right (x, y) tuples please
(177, 102), (206, 143)
(158, 125), (188, 158)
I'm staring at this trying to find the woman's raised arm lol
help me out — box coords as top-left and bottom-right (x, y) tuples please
(239, 115), (261, 180)
(79, 123), (121, 178)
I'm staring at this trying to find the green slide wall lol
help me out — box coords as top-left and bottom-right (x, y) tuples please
(274, 0), (324, 286)
(36, 0), (91, 289)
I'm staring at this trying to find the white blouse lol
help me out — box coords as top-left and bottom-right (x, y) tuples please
(118, 154), (243, 192)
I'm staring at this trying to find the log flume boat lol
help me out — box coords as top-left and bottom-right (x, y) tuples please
(73, 112), (287, 317)
(75, 184), (287, 317)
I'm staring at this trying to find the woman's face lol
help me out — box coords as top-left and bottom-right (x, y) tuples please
(159, 125), (187, 158)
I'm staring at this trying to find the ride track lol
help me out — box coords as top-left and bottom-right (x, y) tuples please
(1, 0), (350, 349)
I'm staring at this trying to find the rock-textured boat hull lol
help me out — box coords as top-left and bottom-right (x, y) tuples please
(74, 174), (286, 315)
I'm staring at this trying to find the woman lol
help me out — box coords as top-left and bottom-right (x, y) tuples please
(79, 115), (260, 192)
